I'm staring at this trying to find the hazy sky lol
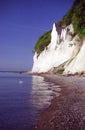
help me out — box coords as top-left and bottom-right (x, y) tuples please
(0, 0), (74, 71)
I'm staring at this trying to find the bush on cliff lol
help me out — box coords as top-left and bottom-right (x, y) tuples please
(34, 30), (51, 54)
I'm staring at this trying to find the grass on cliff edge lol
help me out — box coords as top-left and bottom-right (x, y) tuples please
(34, 30), (51, 54)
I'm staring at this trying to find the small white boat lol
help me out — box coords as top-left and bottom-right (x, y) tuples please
(19, 80), (23, 84)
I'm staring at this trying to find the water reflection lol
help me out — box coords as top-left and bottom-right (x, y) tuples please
(31, 75), (61, 110)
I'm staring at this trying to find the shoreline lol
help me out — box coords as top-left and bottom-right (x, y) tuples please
(35, 74), (85, 130)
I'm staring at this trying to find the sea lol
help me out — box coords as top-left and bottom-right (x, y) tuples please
(0, 72), (61, 130)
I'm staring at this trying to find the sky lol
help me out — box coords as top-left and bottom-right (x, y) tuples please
(0, 0), (74, 71)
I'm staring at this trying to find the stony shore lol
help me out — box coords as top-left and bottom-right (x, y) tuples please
(35, 74), (85, 130)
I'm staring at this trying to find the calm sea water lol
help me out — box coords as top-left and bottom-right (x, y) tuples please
(0, 73), (61, 130)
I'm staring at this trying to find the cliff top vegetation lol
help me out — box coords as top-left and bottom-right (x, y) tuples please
(34, 0), (85, 54)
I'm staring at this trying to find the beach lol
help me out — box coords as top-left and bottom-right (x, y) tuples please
(35, 74), (85, 130)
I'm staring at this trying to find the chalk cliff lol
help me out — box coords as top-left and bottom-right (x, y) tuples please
(32, 0), (85, 74)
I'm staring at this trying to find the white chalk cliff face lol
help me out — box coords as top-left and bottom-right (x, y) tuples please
(32, 23), (85, 74)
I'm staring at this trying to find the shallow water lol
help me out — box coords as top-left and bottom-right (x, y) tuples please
(0, 73), (61, 130)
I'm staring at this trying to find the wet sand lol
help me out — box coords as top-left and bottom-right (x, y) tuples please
(35, 74), (85, 130)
